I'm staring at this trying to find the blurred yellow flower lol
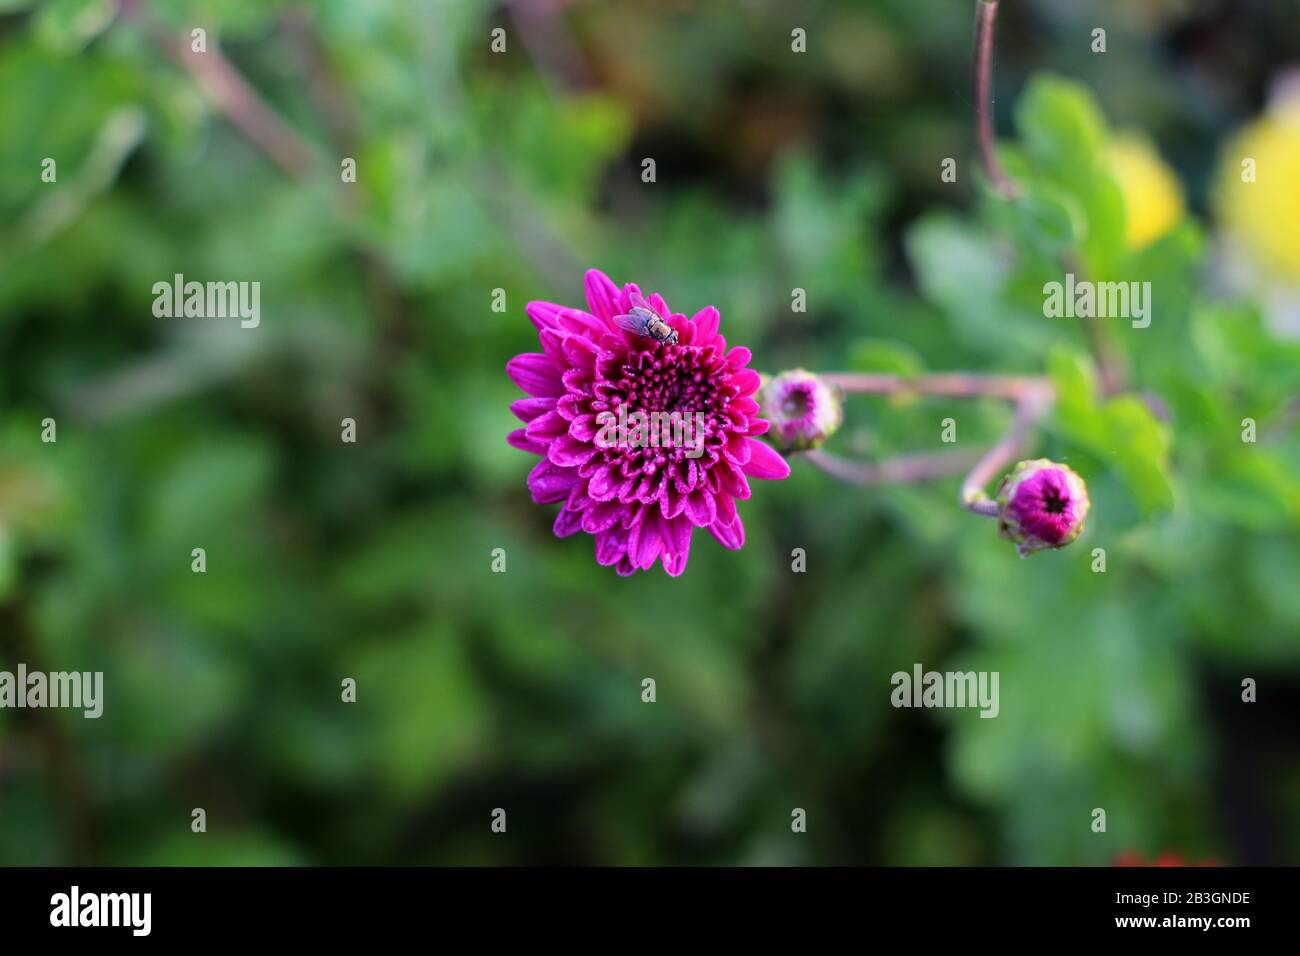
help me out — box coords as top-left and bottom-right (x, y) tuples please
(1215, 102), (1300, 278)
(1107, 133), (1185, 250)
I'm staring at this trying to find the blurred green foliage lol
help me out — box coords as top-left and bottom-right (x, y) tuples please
(1, 0), (1299, 865)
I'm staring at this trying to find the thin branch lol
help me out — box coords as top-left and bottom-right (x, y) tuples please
(804, 448), (985, 487)
(959, 383), (1053, 515)
(162, 34), (316, 176)
(508, 0), (593, 93)
(812, 370), (1054, 516)
(821, 371), (1045, 402)
(281, 8), (361, 161)
(973, 0), (1018, 199)
(976, 4), (1125, 395)
(118, 1), (316, 176)
(1061, 252), (1128, 396)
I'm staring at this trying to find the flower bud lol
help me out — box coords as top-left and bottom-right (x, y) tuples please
(995, 459), (1090, 556)
(759, 369), (843, 453)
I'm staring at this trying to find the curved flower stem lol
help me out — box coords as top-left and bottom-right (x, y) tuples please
(958, 383), (1053, 515)
(804, 448), (985, 487)
(812, 371), (1055, 515)
(973, 0), (1018, 199)
(821, 371), (1044, 402)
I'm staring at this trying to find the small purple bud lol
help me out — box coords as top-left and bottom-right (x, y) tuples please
(996, 458), (1091, 556)
(759, 369), (843, 453)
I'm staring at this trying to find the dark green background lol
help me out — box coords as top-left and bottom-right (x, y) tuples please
(1, 0), (1298, 865)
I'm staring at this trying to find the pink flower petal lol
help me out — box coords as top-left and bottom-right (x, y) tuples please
(553, 508), (584, 538)
(708, 516), (745, 551)
(561, 368), (593, 395)
(568, 414), (602, 442)
(619, 283), (642, 313)
(507, 353), (563, 397)
(526, 301), (566, 331)
(660, 515), (692, 576)
(582, 499), (623, 534)
(684, 488), (717, 528)
(525, 410), (568, 441)
(659, 479), (687, 519)
(742, 439), (790, 480)
(730, 367), (761, 398)
(547, 433), (597, 468)
(528, 459), (578, 504)
(538, 328), (568, 370)
(557, 309), (607, 339)
(628, 508), (664, 570)
(587, 465), (619, 502)
(555, 393), (586, 422)
(584, 269), (622, 325)
(508, 428), (547, 455)
(561, 334), (599, 370)
(510, 396), (555, 424)
(716, 462), (752, 499)
(691, 306), (720, 342)
(725, 346), (752, 368)
(565, 480), (590, 512)
(595, 524), (630, 566)
(722, 431), (752, 466)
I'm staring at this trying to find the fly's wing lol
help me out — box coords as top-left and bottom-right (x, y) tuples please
(612, 309), (650, 335)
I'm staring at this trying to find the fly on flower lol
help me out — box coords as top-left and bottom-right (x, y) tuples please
(611, 293), (679, 346)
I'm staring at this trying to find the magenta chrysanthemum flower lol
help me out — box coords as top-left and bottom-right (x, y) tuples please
(996, 458), (1091, 556)
(507, 270), (791, 576)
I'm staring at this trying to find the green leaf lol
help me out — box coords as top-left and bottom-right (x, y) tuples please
(906, 213), (1056, 355)
(773, 150), (887, 293)
(1048, 347), (1175, 516)
(0, 525), (14, 601)
(1016, 76), (1109, 177)
(1013, 75), (1127, 274)
(1103, 394), (1176, 515)
(33, 0), (115, 54)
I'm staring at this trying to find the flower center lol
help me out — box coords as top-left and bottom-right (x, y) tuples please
(592, 344), (733, 470)
(1042, 487), (1069, 515)
(619, 346), (718, 415)
(781, 387), (811, 420)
